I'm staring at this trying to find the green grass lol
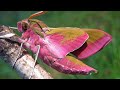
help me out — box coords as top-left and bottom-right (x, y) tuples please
(0, 11), (118, 79)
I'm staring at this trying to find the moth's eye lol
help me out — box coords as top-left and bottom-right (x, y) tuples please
(22, 22), (29, 32)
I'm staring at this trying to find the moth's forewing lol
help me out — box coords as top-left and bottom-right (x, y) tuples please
(41, 54), (97, 75)
(72, 29), (112, 60)
(45, 27), (89, 58)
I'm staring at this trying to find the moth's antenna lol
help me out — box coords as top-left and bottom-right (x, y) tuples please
(28, 11), (48, 19)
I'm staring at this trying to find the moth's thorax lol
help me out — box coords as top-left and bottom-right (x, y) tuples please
(23, 29), (45, 46)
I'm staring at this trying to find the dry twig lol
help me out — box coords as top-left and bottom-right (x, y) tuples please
(0, 25), (53, 79)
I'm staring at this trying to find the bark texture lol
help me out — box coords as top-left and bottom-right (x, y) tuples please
(0, 25), (53, 79)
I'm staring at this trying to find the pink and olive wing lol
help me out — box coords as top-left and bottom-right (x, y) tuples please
(45, 27), (89, 58)
(43, 54), (97, 75)
(72, 29), (112, 60)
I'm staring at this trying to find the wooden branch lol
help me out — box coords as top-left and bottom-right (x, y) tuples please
(0, 25), (53, 79)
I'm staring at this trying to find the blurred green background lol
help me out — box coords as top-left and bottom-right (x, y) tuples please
(0, 11), (118, 79)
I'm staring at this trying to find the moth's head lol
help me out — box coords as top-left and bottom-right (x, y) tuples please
(17, 19), (30, 33)
(17, 11), (47, 33)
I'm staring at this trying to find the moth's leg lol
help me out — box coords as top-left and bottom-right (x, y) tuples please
(12, 38), (28, 68)
(12, 42), (24, 69)
(29, 45), (40, 79)
(34, 45), (40, 65)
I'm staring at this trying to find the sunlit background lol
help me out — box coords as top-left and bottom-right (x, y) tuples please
(0, 11), (118, 79)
